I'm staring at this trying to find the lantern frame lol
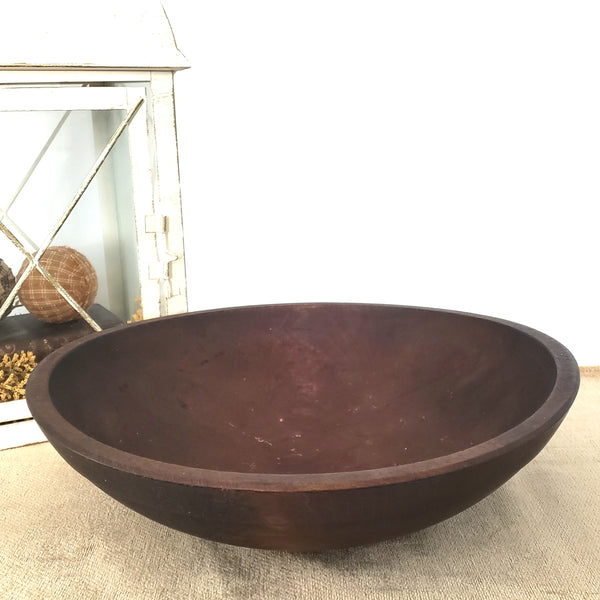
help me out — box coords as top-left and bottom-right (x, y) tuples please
(0, 1), (190, 449)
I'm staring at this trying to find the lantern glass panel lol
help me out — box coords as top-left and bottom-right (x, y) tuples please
(0, 108), (140, 324)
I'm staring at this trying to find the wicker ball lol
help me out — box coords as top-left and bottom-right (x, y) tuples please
(0, 259), (15, 308)
(18, 246), (98, 323)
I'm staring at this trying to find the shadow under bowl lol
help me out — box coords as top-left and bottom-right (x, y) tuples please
(26, 303), (580, 551)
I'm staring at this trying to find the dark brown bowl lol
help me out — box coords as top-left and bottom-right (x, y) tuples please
(26, 304), (579, 551)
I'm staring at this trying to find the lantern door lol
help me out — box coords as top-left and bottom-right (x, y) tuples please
(0, 83), (187, 326)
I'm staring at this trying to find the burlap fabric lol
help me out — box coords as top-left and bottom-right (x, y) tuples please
(0, 371), (598, 600)
(17, 246), (97, 323)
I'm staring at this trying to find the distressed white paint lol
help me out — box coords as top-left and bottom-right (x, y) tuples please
(149, 72), (188, 314)
(0, 400), (45, 451)
(0, 419), (46, 451)
(0, 399), (31, 423)
(126, 86), (163, 320)
(0, 1), (189, 72)
(0, 71), (153, 85)
(0, 87), (140, 112)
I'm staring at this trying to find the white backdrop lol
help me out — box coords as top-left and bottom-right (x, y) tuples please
(162, 1), (599, 365)
(0, 2), (597, 363)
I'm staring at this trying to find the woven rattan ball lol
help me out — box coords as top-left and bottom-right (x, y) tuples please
(0, 259), (15, 308)
(18, 246), (98, 323)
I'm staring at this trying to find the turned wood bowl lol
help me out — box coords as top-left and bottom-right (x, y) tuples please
(26, 304), (579, 551)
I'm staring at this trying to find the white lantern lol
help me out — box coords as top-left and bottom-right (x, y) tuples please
(0, 1), (189, 448)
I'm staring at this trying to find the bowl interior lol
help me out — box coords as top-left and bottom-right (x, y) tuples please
(47, 305), (557, 474)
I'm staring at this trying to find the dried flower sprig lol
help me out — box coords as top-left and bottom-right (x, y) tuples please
(128, 296), (143, 324)
(0, 351), (37, 402)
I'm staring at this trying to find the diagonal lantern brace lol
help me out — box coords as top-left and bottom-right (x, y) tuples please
(38, 96), (145, 254)
(0, 221), (101, 330)
(0, 96), (145, 327)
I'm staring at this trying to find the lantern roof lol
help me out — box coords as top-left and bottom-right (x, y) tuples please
(0, 1), (189, 71)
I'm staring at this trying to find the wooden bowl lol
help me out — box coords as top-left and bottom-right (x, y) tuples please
(26, 304), (579, 551)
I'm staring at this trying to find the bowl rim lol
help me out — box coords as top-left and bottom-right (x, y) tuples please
(26, 303), (581, 492)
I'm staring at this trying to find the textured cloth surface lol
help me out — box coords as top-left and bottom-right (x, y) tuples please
(17, 246), (97, 323)
(1, 373), (599, 600)
(0, 258), (15, 307)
